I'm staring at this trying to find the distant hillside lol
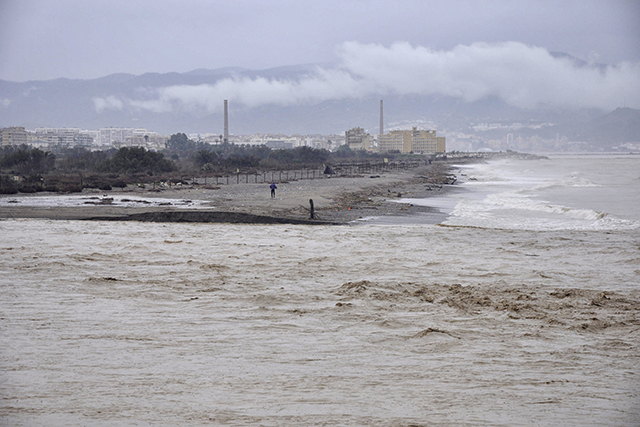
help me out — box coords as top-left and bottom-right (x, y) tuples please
(0, 63), (635, 143)
(588, 107), (640, 143)
(554, 108), (640, 146)
(0, 67), (538, 134)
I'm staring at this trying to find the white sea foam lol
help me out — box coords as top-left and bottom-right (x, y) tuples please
(438, 155), (640, 231)
(444, 195), (636, 231)
(532, 172), (601, 191)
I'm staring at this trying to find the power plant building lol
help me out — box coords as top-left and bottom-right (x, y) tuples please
(378, 127), (446, 154)
(223, 99), (229, 143)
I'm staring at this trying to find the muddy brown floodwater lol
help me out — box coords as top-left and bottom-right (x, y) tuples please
(1, 219), (639, 426)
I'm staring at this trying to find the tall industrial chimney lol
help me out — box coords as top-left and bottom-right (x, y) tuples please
(379, 100), (384, 135)
(223, 99), (229, 143)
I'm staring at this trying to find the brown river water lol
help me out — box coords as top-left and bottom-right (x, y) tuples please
(1, 219), (638, 426)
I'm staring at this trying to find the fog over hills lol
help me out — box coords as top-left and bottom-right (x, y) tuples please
(1, 43), (638, 148)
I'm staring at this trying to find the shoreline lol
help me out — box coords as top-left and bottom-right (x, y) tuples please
(0, 163), (461, 224)
(0, 162), (464, 225)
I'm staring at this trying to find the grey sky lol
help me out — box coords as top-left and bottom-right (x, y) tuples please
(1, 0), (639, 82)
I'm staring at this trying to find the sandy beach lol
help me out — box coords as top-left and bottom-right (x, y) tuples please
(0, 163), (456, 223)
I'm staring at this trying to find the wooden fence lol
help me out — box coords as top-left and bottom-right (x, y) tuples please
(188, 159), (430, 186)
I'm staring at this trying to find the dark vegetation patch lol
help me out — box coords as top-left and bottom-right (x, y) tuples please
(1, 134), (415, 194)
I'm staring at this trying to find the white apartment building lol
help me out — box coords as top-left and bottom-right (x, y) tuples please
(97, 128), (168, 150)
(1, 127), (28, 146)
(34, 127), (94, 147)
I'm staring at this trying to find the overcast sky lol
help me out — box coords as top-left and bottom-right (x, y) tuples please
(1, 0), (639, 82)
(1, 0), (639, 112)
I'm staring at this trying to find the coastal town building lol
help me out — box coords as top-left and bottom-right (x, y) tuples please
(122, 131), (168, 150)
(377, 127), (446, 154)
(0, 126), (170, 150)
(345, 127), (373, 151)
(3, 125), (351, 152)
(0, 126), (28, 146)
(265, 139), (294, 149)
(33, 127), (94, 147)
(192, 133), (344, 151)
(97, 128), (167, 149)
(98, 128), (135, 147)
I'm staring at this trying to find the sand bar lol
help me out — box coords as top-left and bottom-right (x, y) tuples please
(0, 164), (457, 224)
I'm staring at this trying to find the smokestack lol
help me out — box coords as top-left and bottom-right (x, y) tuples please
(223, 99), (229, 143)
(379, 100), (384, 135)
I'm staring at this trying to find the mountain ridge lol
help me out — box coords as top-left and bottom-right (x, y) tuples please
(1, 63), (637, 148)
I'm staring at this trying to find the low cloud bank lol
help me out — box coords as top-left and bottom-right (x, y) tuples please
(95, 41), (640, 114)
(92, 95), (124, 112)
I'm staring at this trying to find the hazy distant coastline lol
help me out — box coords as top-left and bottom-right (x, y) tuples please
(2, 64), (639, 152)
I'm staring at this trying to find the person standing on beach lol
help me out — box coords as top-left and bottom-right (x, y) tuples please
(270, 182), (277, 198)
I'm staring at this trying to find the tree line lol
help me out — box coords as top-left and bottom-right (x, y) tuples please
(0, 133), (393, 194)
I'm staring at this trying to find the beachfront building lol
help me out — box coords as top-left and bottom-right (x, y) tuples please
(345, 127), (373, 151)
(377, 127), (446, 154)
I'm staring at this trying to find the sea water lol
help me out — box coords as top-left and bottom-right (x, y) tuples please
(1, 155), (639, 426)
(401, 154), (640, 231)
